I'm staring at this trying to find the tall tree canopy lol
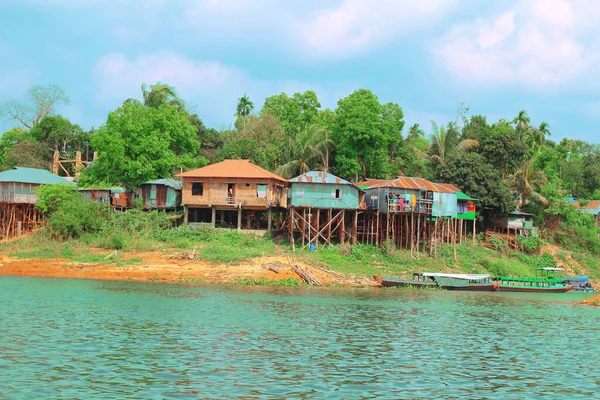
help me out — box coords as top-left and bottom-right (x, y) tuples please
(80, 101), (200, 188)
(332, 89), (403, 180)
(261, 90), (321, 137)
(2, 84), (69, 129)
(439, 153), (516, 216)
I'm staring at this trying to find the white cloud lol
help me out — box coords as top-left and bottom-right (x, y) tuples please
(298, 0), (453, 57)
(436, 0), (597, 86)
(92, 52), (339, 127)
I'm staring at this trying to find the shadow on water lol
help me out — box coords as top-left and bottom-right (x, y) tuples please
(0, 276), (599, 398)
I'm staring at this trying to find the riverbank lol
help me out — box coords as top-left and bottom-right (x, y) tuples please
(0, 250), (375, 287)
(1, 227), (598, 291)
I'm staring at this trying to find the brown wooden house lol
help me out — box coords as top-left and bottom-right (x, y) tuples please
(176, 160), (288, 230)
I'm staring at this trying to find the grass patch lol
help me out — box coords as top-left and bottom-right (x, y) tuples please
(154, 226), (277, 263)
(178, 277), (204, 283)
(234, 277), (301, 286)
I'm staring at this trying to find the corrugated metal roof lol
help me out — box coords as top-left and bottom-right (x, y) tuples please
(143, 178), (182, 190)
(569, 200), (600, 215)
(366, 177), (456, 193)
(0, 167), (75, 185)
(176, 160), (287, 183)
(438, 183), (462, 193)
(289, 171), (351, 185)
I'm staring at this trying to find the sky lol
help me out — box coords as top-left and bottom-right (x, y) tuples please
(1, 0), (599, 142)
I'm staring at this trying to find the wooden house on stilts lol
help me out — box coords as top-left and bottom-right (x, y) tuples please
(0, 167), (75, 239)
(358, 177), (461, 255)
(177, 160), (288, 231)
(287, 171), (364, 249)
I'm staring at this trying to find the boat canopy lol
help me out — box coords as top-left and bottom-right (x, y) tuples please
(562, 275), (589, 282)
(537, 267), (564, 271)
(422, 273), (490, 280)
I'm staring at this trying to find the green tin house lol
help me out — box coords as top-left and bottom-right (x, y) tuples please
(289, 171), (363, 209)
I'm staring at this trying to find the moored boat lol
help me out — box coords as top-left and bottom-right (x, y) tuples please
(374, 273), (437, 288)
(423, 273), (499, 291)
(561, 275), (595, 292)
(496, 268), (573, 293)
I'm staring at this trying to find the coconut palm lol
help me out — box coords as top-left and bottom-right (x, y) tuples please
(276, 124), (333, 179)
(509, 158), (548, 210)
(141, 82), (185, 109)
(429, 120), (479, 165)
(511, 110), (531, 140)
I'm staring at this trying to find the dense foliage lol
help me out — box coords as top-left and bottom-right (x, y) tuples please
(4, 82), (600, 253)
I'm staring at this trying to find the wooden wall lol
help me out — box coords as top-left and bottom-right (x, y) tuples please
(182, 178), (287, 209)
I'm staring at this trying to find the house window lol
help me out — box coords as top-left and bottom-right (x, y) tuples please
(257, 184), (267, 198)
(192, 182), (204, 196)
(335, 189), (341, 199)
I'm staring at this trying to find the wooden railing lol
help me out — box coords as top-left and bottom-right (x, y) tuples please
(0, 194), (38, 204)
(387, 199), (432, 214)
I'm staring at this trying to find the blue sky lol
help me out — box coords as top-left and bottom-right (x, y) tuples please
(1, 0), (599, 142)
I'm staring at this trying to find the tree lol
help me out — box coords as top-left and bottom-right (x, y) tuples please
(261, 91), (322, 138)
(429, 120), (478, 166)
(4, 140), (50, 170)
(80, 101), (200, 188)
(439, 153), (516, 217)
(512, 109), (531, 140)
(0, 127), (31, 168)
(236, 94), (254, 118)
(2, 84), (69, 129)
(216, 113), (284, 171)
(461, 115), (490, 141)
(509, 158), (548, 210)
(332, 89), (402, 180)
(479, 122), (527, 179)
(140, 82), (185, 109)
(29, 115), (88, 155)
(276, 124), (333, 178)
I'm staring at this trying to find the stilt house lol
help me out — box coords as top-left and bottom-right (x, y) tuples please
(177, 159), (288, 230)
(287, 171), (364, 248)
(289, 171), (363, 209)
(0, 167), (74, 238)
(135, 179), (181, 210)
(361, 177), (457, 218)
(493, 210), (535, 235)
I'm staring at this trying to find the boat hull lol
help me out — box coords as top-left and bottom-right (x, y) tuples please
(374, 276), (437, 288)
(381, 280), (437, 288)
(498, 285), (573, 293)
(444, 282), (499, 292)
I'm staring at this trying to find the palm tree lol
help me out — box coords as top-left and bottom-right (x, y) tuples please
(275, 124), (333, 179)
(140, 82), (185, 109)
(509, 158), (548, 210)
(236, 94), (254, 132)
(429, 120), (479, 165)
(511, 110), (531, 140)
(236, 94), (253, 117)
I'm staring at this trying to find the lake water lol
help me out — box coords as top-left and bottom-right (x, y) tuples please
(0, 277), (598, 399)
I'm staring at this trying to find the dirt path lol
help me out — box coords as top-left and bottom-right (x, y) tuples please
(541, 244), (586, 275)
(0, 251), (375, 287)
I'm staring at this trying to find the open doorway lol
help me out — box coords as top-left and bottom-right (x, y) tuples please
(227, 183), (235, 204)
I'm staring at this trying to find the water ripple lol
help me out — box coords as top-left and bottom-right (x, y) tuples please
(0, 277), (599, 399)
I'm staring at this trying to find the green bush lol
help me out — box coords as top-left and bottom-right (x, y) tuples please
(46, 197), (110, 239)
(517, 235), (542, 254)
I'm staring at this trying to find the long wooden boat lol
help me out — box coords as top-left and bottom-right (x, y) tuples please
(423, 273), (499, 291)
(374, 273), (437, 288)
(496, 268), (573, 293)
(375, 273), (498, 291)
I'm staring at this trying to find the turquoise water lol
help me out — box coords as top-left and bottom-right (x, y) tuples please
(0, 277), (599, 398)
